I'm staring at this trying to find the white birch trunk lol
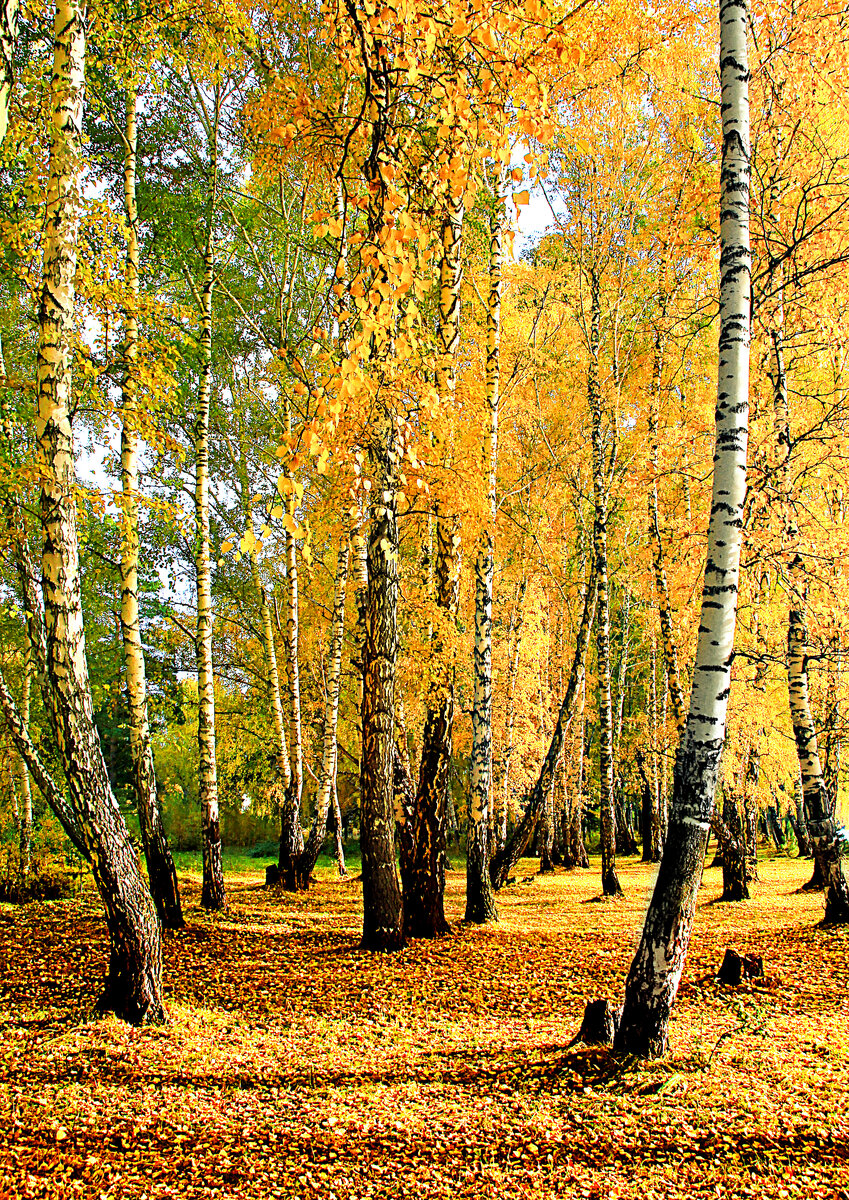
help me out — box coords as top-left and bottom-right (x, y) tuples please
(298, 533), (350, 885)
(37, 0), (163, 1021)
(119, 87), (182, 929)
(467, 177), (504, 923)
(615, 0), (751, 1056)
(195, 216), (224, 912)
(0, 0), (18, 147)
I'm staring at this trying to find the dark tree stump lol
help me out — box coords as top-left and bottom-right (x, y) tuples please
(717, 949), (764, 986)
(577, 998), (622, 1046)
(265, 864), (280, 888)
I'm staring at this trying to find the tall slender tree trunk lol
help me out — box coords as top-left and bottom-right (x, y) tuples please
(497, 573), (526, 846)
(360, 413), (404, 949)
(614, 0), (751, 1056)
(296, 533), (350, 886)
(648, 306), (686, 731)
(409, 192), (464, 936)
(15, 645), (33, 878)
(195, 204), (224, 912)
(36, 0), (163, 1021)
(564, 672), (590, 870)
(466, 181), (504, 923)
(119, 87), (182, 929)
(587, 268), (622, 898)
(772, 314), (849, 920)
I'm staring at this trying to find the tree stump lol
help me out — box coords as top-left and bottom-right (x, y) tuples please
(265, 864), (280, 888)
(577, 998), (622, 1046)
(717, 949), (764, 986)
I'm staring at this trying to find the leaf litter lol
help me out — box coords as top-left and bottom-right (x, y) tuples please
(1, 853), (848, 1199)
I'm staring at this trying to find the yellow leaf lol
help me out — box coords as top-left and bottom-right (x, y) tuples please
(513, 190), (530, 206)
(221, 541), (233, 554)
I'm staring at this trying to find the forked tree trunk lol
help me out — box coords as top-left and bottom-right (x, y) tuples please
(614, 0), (751, 1056)
(490, 573), (597, 889)
(120, 87), (182, 929)
(296, 534), (350, 887)
(408, 191), (464, 936)
(467, 181), (504, 924)
(587, 268), (621, 899)
(36, 1), (163, 1022)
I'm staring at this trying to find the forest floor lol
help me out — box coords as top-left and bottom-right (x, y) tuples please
(2, 853), (848, 1200)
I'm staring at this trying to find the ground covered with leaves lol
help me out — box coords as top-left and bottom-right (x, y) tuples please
(2, 853), (848, 1200)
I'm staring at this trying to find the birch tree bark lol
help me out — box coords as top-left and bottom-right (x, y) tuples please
(296, 533), (350, 887)
(195, 242), (224, 911)
(497, 573), (526, 847)
(774, 328), (849, 922)
(14, 645), (33, 878)
(466, 181), (504, 923)
(357, 41), (404, 950)
(360, 411), (404, 950)
(409, 190), (464, 937)
(613, 0), (751, 1056)
(36, 0), (163, 1022)
(587, 267), (622, 898)
(0, 0), (17, 147)
(119, 87), (182, 929)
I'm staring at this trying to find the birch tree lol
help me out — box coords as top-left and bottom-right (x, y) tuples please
(34, 0), (164, 1022)
(119, 85), (183, 929)
(466, 179), (505, 925)
(612, 0), (752, 1056)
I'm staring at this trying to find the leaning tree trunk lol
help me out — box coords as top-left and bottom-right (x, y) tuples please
(466, 180), (504, 924)
(296, 533), (350, 887)
(490, 572), (597, 889)
(613, 0), (751, 1057)
(587, 268), (622, 899)
(36, 0), (163, 1022)
(120, 86), (182, 929)
(408, 191), (464, 937)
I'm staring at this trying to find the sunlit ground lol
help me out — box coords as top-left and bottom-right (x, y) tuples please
(2, 852), (847, 1198)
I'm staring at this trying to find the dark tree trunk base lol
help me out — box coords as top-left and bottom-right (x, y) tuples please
(361, 926), (405, 952)
(463, 887), (498, 924)
(719, 878), (750, 902)
(405, 907), (450, 938)
(822, 890), (849, 926)
(602, 867), (623, 898)
(799, 859), (825, 892)
(97, 953), (166, 1026)
(576, 998), (621, 1046)
(717, 949), (763, 985)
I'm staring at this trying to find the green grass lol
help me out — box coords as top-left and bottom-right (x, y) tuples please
(171, 841), (470, 878)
